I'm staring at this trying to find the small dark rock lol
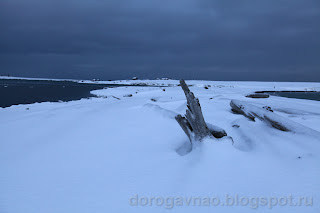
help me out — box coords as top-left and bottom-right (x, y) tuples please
(123, 94), (133, 97)
(232, 124), (240, 128)
(210, 130), (227, 138)
(151, 98), (157, 102)
(26, 108), (30, 110)
(162, 89), (166, 91)
(204, 86), (209, 89)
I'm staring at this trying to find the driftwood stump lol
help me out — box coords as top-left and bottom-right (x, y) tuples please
(175, 80), (227, 143)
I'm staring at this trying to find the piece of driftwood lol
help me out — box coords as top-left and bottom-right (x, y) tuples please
(230, 100), (320, 138)
(230, 100), (256, 121)
(175, 79), (227, 143)
(246, 93), (269, 98)
(230, 100), (290, 131)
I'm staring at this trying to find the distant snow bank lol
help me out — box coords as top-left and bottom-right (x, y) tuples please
(1, 75), (320, 92)
(0, 75), (81, 82)
(106, 79), (320, 92)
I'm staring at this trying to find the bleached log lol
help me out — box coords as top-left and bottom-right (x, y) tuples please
(230, 100), (255, 121)
(231, 100), (311, 132)
(230, 100), (290, 131)
(175, 80), (227, 143)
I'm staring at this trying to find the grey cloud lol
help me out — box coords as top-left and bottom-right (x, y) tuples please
(0, 0), (319, 81)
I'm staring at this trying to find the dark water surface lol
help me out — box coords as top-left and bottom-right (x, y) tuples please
(0, 79), (117, 108)
(268, 91), (320, 101)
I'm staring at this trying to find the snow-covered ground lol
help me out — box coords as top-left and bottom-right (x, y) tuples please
(1, 80), (320, 213)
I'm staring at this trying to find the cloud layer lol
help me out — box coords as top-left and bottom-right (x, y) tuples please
(1, 0), (319, 81)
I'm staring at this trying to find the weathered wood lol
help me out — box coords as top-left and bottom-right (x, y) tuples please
(175, 79), (227, 143)
(246, 93), (270, 98)
(230, 100), (320, 139)
(230, 100), (255, 121)
(175, 115), (193, 142)
(177, 80), (211, 142)
(230, 100), (290, 131)
(264, 115), (290, 132)
(180, 79), (212, 141)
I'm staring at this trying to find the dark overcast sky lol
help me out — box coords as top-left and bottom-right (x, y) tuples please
(0, 0), (319, 81)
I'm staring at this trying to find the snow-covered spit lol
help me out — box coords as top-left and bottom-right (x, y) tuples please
(1, 79), (320, 213)
(1, 75), (320, 91)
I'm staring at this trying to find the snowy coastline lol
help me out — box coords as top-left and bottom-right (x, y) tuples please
(1, 78), (320, 213)
(1, 75), (320, 92)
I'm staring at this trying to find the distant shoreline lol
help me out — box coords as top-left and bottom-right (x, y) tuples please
(1, 75), (320, 84)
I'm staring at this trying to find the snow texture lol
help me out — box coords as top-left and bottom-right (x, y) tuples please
(1, 79), (320, 213)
